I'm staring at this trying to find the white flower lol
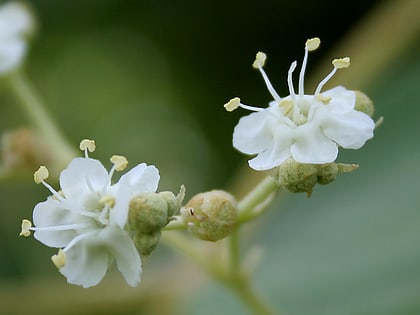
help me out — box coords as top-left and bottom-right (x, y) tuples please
(20, 139), (160, 288)
(225, 38), (375, 171)
(0, 2), (34, 74)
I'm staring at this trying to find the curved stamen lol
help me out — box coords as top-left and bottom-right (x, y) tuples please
(256, 65), (282, 102)
(298, 46), (309, 97)
(315, 57), (350, 95)
(287, 61), (297, 102)
(79, 139), (96, 158)
(314, 66), (337, 95)
(62, 230), (98, 253)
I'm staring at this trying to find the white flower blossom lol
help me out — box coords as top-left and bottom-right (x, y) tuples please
(225, 38), (375, 171)
(20, 139), (160, 288)
(0, 2), (34, 74)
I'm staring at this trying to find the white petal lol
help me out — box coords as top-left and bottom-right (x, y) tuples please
(323, 86), (356, 111)
(0, 39), (25, 74)
(117, 163), (160, 194)
(103, 226), (142, 287)
(248, 126), (294, 170)
(60, 157), (109, 202)
(111, 164), (160, 228)
(322, 110), (375, 149)
(233, 111), (272, 154)
(59, 231), (109, 288)
(33, 198), (84, 248)
(291, 124), (338, 164)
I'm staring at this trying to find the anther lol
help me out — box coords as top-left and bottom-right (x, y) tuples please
(252, 51), (267, 69)
(110, 155), (128, 171)
(19, 219), (32, 237)
(224, 97), (241, 112)
(79, 139), (96, 153)
(34, 166), (49, 184)
(305, 37), (321, 51)
(316, 94), (332, 104)
(332, 57), (350, 69)
(51, 249), (66, 269)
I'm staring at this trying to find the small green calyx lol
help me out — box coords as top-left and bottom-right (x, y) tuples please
(272, 158), (359, 196)
(354, 91), (374, 117)
(128, 186), (185, 258)
(181, 190), (237, 242)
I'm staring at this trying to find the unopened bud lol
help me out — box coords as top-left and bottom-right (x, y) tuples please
(128, 193), (168, 234)
(132, 231), (162, 259)
(272, 159), (359, 196)
(272, 158), (318, 195)
(354, 91), (375, 117)
(181, 190), (237, 242)
(158, 185), (185, 218)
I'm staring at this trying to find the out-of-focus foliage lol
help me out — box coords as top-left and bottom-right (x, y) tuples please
(1, 0), (419, 314)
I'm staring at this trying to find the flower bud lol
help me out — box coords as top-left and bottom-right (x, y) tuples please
(181, 190), (237, 242)
(272, 159), (359, 196)
(158, 185), (185, 218)
(354, 91), (374, 117)
(132, 231), (161, 259)
(128, 193), (168, 234)
(272, 158), (318, 195)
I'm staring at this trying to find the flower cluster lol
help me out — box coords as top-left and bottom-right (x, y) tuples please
(225, 38), (375, 171)
(20, 139), (160, 288)
(0, 2), (34, 75)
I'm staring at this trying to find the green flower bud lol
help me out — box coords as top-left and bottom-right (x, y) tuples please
(132, 231), (161, 259)
(272, 158), (318, 195)
(272, 159), (359, 196)
(317, 163), (338, 185)
(181, 190), (237, 242)
(354, 91), (374, 117)
(128, 193), (168, 233)
(158, 185), (186, 218)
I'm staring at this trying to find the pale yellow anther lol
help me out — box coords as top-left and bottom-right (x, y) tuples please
(316, 94), (332, 104)
(19, 219), (32, 237)
(51, 249), (66, 269)
(332, 57), (350, 69)
(34, 166), (49, 184)
(100, 195), (116, 208)
(110, 155), (128, 171)
(252, 51), (267, 69)
(224, 97), (241, 112)
(279, 99), (294, 115)
(79, 139), (96, 152)
(306, 37), (320, 51)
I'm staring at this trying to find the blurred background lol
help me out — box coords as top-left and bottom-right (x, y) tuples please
(0, 0), (419, 314)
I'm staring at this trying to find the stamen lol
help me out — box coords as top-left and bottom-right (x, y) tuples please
(306, 37), (320, 51)
(34, 166), (48, 184)
(19, 219), (32, 237)
(316, 94), (331, 104)
(252, 52), (282, 101)
(314, 57), (350, 95)
(100, 195), (115, 208)
(30, 222), (91, 232)
(297, 38), (319, 97)
(287, 61), (297, 101)
(224, 97), (264, 112)
(110, 155), (128, 171)
(51, 249), (66, 268)
(332, 57), (350, 69)
(252, 51), (266, 69)
(224, 97), (241, 112)
(79, 139), (96, 158)
(63, 230), (97, 253)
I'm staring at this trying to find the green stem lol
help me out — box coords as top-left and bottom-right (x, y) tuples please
(237, 176), (279, 223)
(7, 71), (76, 168)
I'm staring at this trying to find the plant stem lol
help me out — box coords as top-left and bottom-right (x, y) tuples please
(7, 71), (76, 168)
(237, 175), (279, 223)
